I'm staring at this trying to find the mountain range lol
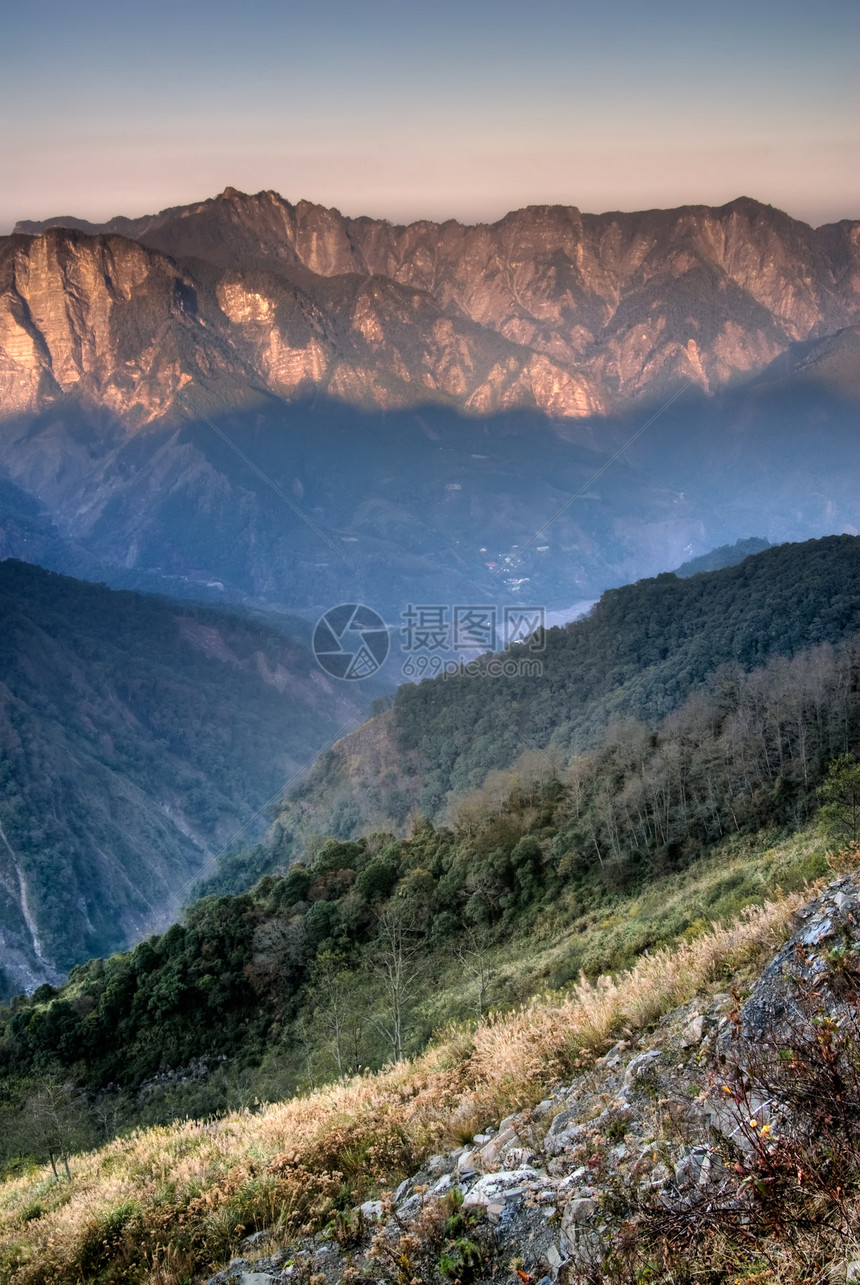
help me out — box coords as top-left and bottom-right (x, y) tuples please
(8, 189), (859, 419)
(1, 188), (860, 990)
(0, 190), (858, 617)
(1, 187), (860, 1284)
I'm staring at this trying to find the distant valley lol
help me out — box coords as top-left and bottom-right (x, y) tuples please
(0, 561), (379, 998)
(203, 534), (860, 894)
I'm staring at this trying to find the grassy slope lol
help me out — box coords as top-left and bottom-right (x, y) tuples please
(0, 825), (829, 1285)
(420, 826), (828, 1020)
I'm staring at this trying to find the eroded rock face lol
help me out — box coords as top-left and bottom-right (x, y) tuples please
(7, 190), (859, 424)
(733, 870), (860, 1047)
(0, 229), (249, 423)
(0, 223), (603, 424)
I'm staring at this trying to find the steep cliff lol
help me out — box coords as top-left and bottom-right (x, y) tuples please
(10, 190), (860, 421)
(0, 221), (603, 424)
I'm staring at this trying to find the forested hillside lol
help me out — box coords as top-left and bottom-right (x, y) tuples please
(0, 561), (377, 997)
(673, 536), (771, 577)
(394, 534), (860, 806)
(2, 623), (856, 1165)
(202, 535), (860, 895)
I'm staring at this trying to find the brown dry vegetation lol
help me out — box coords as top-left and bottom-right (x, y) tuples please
(0, 890), (805, 1285)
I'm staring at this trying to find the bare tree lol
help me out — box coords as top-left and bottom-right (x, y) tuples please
(369, 903), (428, 1063)
(308, 952), (365, 1079)
(23, 1075), (88, 1180)
(456, 928), (494, 1020)
(91, 1089), (123, 1144)
(244, 915), (307, 996)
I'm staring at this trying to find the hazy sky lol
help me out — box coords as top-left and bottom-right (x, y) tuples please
(1, 0), (857, 232)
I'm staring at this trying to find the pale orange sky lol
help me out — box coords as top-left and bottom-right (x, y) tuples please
(1, 0), (857, 231)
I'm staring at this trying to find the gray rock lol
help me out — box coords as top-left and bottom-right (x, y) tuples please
(425, 1152), (454, 1178)
(359, 1199), (383, 1220)
(705, 1092), (771, 1154)
(478, 1124), (518, 1168)
(503, 1146), (536, 1169)
(560, 1194), (602, 1265)
(674, 1147), (712, 1189)
(536, 1186), (559, 1202)
(563, 1227), (604, 1272)
(648, 1162), (672, 1188)
(203, 1272), (279, 1285)
(545, 1242), (563, 1272)
(485, 1201), (505, 1223)
(203, 1260), (251, 1283)
(680, 1014), (705, 1047)
(623, 1049), (661, 1089)
(395, 1193), (424, 1221)
(544, 1127), (579, 1157)
(458, 1148), (482, 1177)
(562, 1196), (599, 1225)
(547, 1107), (578, 1138)
(240, 1231), (271, 1249)
(463, 1166), (541, 1208)
(734, 872), (860, 1047)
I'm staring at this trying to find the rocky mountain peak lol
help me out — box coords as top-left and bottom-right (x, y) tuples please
(3, 190), (858, 425)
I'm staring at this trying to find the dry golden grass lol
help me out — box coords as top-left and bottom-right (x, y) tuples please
(0, 890), (807, 1285)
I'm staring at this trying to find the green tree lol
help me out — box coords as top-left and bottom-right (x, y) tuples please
(819, 755), (860, 846)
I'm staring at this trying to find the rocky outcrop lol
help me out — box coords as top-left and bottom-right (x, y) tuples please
(734, 865), (860, 1045)
(0, 229), (264, 423)
(200, 991), (740, 1283)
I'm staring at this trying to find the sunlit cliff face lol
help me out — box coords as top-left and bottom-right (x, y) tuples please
(1, 190), (857, 426)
